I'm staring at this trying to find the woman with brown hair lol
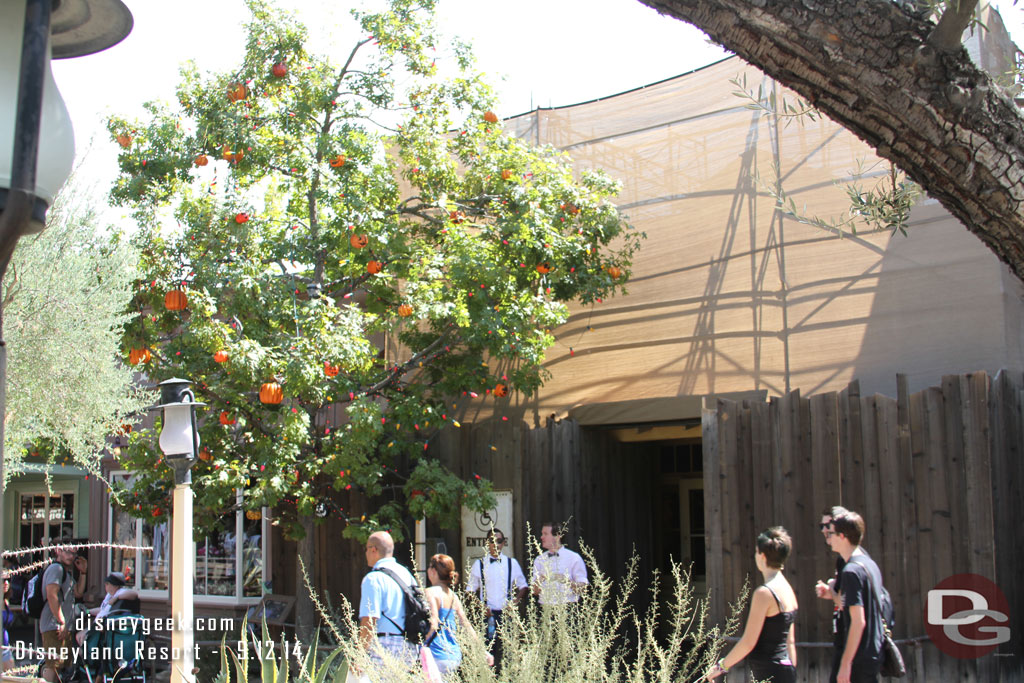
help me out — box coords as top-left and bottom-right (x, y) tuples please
(426, 554), (493, 676)
(706, 527), (799, 682)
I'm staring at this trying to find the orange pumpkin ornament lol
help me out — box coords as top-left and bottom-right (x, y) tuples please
(323, 362), (340, 378)
(449, 210), (465, 224)
(221, 144), (244, 163)
(501, 169), (513, 180)
(563, 202), (580, 216)
(116, 134), (132, 148)
(219, 411), (236, 426)
(349, 233), (368, 249)
(213, 350), (230, 363)
(271, 61), (288, 78)
(483, 110), (499, 124)
(535, 262), (552, 274)
(227, 82), (248, 102)
(164, 289), (187, 311)
(398, 304), (413, 317)
(494, 383), (508, 397)
(245, 509), (262, 521)
(194, 154), (209, 167)
(260, 382), (284, 405)
(128, 348), (151, 366)
(198, 448), (212, 462)
(366, 260), (383, 274)
(235, 212), (249, 224)
(607, 265), (622, 280)
(329, 154), (347, 168)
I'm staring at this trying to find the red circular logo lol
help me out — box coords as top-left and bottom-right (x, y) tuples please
(925, 574), (1010, 659)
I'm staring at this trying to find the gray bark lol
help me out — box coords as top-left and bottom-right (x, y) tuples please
(638, 0), (1024, 282)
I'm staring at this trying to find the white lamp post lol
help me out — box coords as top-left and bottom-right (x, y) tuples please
(151, 378), (205, 683)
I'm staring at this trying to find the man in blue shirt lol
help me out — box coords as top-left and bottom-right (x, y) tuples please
(358, 531), (419, 670)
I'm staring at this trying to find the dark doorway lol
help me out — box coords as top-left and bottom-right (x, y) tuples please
(654, 439), (706, 595)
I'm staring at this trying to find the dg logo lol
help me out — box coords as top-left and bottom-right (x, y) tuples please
(926, 574), (1011, 659)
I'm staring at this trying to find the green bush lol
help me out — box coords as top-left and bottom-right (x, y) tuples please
(214, 545), (745, 682)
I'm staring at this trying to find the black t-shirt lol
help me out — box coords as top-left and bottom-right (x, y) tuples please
(835, 551), (884, 668)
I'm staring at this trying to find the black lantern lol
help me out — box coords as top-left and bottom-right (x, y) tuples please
(151, 378), (205, 483)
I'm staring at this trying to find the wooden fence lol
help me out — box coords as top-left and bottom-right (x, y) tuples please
(432, 417), (659, 588)
(703, 371), (1023, 682)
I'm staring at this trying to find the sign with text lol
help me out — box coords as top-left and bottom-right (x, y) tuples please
(461, 490), (514, 570)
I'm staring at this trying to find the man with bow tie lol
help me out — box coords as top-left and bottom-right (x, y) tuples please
(531, 521), (588, 606)
(467, 528), (528, 672)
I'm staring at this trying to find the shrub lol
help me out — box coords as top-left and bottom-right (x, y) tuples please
(214, 544), (745, 682)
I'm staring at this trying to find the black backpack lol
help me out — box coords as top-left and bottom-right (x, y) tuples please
(22, 562), (66, 619)
(373, 566), (432, 644)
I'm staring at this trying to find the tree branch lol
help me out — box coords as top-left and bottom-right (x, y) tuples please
(929, 0), (980, 53)
(362, 332), (454, 397)
(639, 0), (1024, 282)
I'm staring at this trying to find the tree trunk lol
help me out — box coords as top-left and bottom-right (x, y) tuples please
(638, 0), (1024, 282)
(294, 517), (317, 642)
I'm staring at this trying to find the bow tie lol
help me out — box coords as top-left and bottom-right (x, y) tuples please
(489, 557), (501, 563)
(547, 551), (559, 557)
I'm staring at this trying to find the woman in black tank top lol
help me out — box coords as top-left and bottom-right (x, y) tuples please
(705, 527), (798, 683)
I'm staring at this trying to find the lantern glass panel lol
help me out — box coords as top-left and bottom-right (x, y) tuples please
(158, 404), (198, 457)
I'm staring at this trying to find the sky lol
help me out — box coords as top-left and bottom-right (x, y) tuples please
(49, 0), (1024, 185)
(51, 0), (726, 147)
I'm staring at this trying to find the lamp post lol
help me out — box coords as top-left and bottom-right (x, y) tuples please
(151, 378), (204, 683)
(0, 0), (132, 555)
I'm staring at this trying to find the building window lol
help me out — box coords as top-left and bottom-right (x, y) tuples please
(19, 492), (75, 547)
(107, 472), (267, 601)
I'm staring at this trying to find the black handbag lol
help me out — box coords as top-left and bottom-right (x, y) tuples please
(849, 558), (906, 678)
(879, 622), (907, 677)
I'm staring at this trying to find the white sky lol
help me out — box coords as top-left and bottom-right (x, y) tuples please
(52, 0), (725, 144)
(50, 0), (1024, 183)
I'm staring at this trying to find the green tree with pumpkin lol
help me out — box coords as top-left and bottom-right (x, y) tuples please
(107, 0), (638, 594)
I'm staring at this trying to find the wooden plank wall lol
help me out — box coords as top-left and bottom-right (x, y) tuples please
(430, 418), (658, 605)
(704, 370), (1022, 682)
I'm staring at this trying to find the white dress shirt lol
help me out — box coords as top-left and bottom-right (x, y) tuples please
(466, 553), (527, 611)
(532, 546), (588, 605)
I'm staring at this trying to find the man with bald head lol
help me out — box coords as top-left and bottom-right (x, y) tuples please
(358, 531), (419, 669)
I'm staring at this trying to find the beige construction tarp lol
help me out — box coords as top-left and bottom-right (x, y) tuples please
(462, 7), (1024, 427)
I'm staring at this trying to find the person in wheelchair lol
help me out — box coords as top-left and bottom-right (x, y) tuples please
(75, 574), (140, 646)
(58, 573), (147, 682)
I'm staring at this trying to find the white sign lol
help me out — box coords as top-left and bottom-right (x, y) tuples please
(461, 490), (514, 570)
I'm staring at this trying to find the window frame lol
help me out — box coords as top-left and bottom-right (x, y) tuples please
(106, 471), (269, 605)
(15, 488), (78, 548)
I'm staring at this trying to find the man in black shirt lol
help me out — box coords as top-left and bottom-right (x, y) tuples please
(826, 510), (884, 683)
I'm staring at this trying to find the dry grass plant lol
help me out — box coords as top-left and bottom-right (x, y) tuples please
(215, 542), (747, 682)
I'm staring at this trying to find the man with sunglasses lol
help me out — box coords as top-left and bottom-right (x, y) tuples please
(816, 506), (849, 645)
(467, 528), (527, 672)
(822, 510), (885, 683)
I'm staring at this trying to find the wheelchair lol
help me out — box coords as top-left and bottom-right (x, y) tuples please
(36, 609), (147, 683)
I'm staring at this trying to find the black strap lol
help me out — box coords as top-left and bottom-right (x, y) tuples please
(372, 566), (414, 635)
(47, 563), (69, 603)
(764, 584), (784, 612)
(478, 556), (513, 604)
(846, 556), (890, 630)
(477, 559), (485, 601)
